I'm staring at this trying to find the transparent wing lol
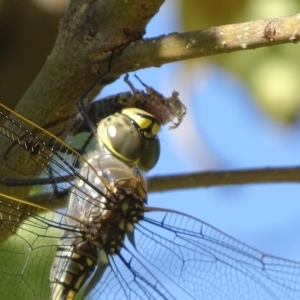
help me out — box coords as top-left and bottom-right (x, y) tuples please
(3, 198), (300, 300)
(85, 248), (175, 300)
(130, 209), (300, 300)
(0, 101), (95, 287)
(0, 193), (176, 300)
(0, 103), (94, 205)
(0, 194), (80, 299)
(0, 104), (102, 298)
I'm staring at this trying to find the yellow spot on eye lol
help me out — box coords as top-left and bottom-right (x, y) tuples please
(108, 125), (117, 138)
(151, 122), (160, 135)
(138, 117), (152, 131)
(121, 108), (160, 137)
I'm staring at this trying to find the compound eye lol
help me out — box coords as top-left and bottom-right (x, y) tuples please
(98, 110), (161, 170)
(139, 138), (160, 171)
(106, 116), (143, 161)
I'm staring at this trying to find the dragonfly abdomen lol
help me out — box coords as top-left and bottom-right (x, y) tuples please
(50, 232), (99, 300)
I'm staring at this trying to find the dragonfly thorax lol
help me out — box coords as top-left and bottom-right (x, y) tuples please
(51, 136), (148, 299)
(97, 108), (161, 171)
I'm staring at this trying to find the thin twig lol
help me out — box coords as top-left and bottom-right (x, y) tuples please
(147, 166), (300, 192)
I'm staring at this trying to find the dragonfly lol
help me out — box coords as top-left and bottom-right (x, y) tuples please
(0, 78), (300, 300)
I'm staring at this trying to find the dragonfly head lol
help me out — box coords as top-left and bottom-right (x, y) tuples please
(97, 108), (161, 172)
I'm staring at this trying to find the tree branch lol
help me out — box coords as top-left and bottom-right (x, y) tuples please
(112, 13), (300, 72)
(147, 166), (300, 192)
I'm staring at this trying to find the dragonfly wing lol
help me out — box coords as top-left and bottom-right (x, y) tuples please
(85, 247), (175, 300)
(0, 193), (76, 299)
(133, 209), (300, 300)
(0, 104), (87, 206)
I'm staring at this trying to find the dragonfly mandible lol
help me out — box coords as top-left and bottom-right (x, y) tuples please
(0, 78), (300, 300)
